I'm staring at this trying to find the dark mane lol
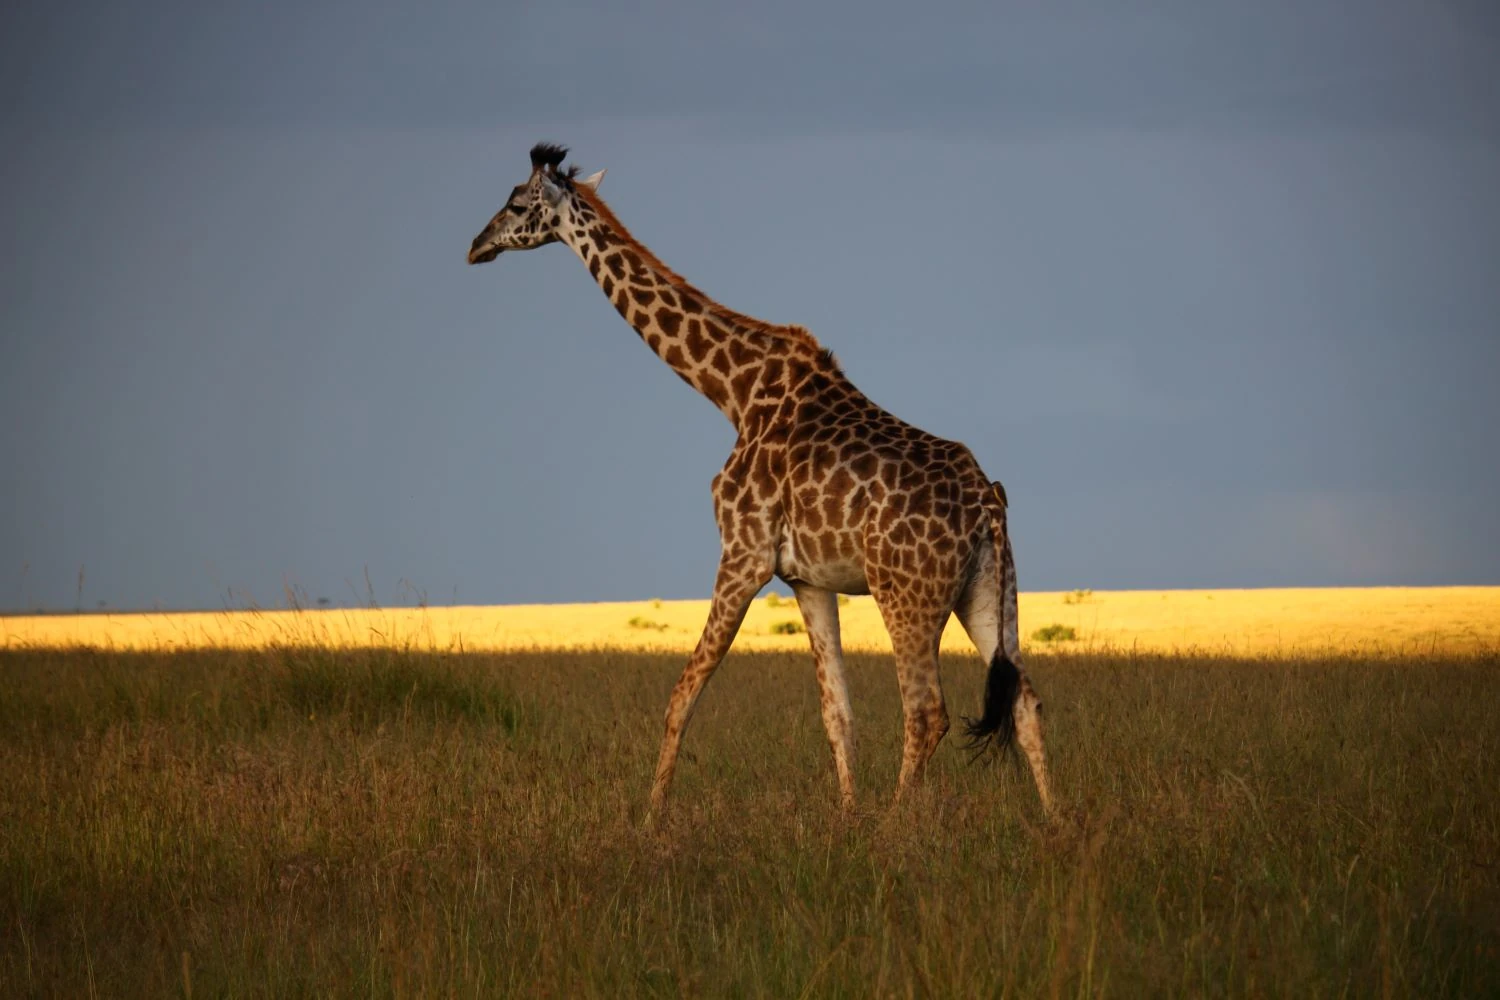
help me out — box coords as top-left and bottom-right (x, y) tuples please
(529, 142), (569, 171)
(572, 183), (834, 364)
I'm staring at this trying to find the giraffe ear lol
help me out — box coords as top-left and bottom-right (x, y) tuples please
(539, 174), (567, 206)
(578, 169), (606, 191)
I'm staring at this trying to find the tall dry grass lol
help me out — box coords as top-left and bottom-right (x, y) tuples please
(2, 645), (1497, 996)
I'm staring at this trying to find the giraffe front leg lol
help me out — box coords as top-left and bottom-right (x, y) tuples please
(646, 552), (772, 826)
(791, 583), (856, 812)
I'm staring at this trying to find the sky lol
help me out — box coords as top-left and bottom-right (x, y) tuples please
(2, 0), (1497, 611)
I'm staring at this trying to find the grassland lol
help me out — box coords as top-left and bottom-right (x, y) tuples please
(2, 643), (1497, 997)
(4, 585), (1497, 657)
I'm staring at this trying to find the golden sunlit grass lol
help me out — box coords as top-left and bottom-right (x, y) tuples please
(4, 586), (1496, 656)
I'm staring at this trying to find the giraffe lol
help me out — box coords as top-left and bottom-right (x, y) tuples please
(468, 143), (1054, 821)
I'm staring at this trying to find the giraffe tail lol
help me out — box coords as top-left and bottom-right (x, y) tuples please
(961, 481), (1022, 760)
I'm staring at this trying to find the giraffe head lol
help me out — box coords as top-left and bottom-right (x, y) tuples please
(467, 142), (604, 264)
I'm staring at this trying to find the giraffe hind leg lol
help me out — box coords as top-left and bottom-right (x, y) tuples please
(955, 559), (1055, 814)
(791, 583), (856, 811)
(876, 600), (950, 801)
(1013, 674), (1054, 815)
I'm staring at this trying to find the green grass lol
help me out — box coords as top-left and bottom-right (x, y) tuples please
(2, 645), (1497, 996)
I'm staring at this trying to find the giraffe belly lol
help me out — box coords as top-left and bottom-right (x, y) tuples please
(775, 533), (871, 595)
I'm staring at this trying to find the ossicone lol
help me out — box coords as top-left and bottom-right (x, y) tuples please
(530, 142), (569, 171)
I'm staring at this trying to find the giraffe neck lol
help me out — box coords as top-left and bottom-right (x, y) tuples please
(558, 185), (829, 432)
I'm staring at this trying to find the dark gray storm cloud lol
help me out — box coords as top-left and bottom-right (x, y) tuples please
(5, 1), (1498, 133)
(2, 0), (1496, 609)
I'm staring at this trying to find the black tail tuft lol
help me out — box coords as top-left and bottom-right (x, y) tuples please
(961, 652), (1020, 762)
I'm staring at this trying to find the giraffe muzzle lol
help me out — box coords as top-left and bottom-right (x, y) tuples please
(468, 231), (504, 265)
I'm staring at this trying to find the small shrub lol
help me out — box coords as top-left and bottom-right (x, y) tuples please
(769, 620), (804, 635)
(1061, 589), (1094, 605)
(627, 616), (669, 632)
(1032, 623), (1078, 642)
(837, 594), (850, 607)
(764, 592), (785, 608)
(651, 598), (663, 609)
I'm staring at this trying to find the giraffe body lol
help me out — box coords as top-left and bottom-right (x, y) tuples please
(469, 144), (1053, 820)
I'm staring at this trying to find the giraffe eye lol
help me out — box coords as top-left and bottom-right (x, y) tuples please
(507, 204), (527, 215)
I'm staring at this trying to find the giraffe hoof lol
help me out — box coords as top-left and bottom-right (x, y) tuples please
(643, 796), (670, 833)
